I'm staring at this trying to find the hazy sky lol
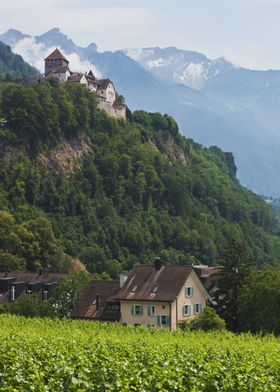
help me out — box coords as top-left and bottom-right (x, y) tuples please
(1, 0), (280, 70)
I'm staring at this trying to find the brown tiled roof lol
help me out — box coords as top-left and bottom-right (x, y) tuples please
(67, 74), (85, 82)
(0, 272), (69, 283)
(44, 48), (69, 63)
(71, 280), (120, 321)
(97, 79), (113, 90)
(116, 265), (192, 302)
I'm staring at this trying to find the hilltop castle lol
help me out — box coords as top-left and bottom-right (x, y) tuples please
(23, 48), (126, 119)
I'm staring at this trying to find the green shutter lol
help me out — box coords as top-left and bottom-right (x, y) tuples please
(200, 304), (203, 313)
(131, 305), (135, 316)
(157, 315), (161, 326)
(140, 306), (144, 316)
(185, 287), (187, 298)
(148, 305), (151, 316)
(192, 287), (195, 297)
(193, 304), (196, 314)
(182, 305), (185, 317)
(189, 305), (192, 315)
(166, 316), (170, 326)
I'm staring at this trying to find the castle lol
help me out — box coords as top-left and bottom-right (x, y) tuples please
(23, 48), (126, 119)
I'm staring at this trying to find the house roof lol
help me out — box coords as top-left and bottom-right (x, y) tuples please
(44, 49), (69, 63)
(115, 265), (193, 302)
(0, 272), (69, 284)
(67, 74), (85, 83)
(71, 280), (120, 321)
(97, 79), (113, 90)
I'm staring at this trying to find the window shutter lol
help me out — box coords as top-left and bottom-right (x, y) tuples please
(148, 305), (151, 317)
(189, 305), (192, 315)
(192, 287), (195, 297)
(166, 316), (170, 326)
(131, 305), (135, 316)
(200, 304), (203, 313)
(182, 306), (185, 317)
(193, 304), (196, 314)
(185, 287), (187, 298)
(157, 315), (161, 326)
(140, 306), (144, 316)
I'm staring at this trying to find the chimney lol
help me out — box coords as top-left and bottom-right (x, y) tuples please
(96, 294), (100, 310)
(120, 274), (128, 288)
(154, 257), (162, 271)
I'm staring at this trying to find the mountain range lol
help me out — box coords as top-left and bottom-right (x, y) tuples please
(1, 28), (280, 196)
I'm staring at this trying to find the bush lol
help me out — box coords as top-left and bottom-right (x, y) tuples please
(189, 307), (226, 331)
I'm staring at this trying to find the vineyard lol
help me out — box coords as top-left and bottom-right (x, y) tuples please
(0, 315), (279, 391)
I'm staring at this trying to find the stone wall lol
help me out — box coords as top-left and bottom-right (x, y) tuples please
(97, 100), (126, 119)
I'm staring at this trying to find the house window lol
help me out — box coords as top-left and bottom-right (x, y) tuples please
(148, 305), (156, 317)
(10, 285), (15, 301)
(157, 315), (170, 327)
(43, 290), (49, 301)
(183, 304), (191, 317)
(194, 303), (202, 315)
(131, 304), (143, 316)
(185, 286), (194, 298)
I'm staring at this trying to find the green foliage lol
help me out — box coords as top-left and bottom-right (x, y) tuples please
(238, 265), (280, 335)
(188, 307), (226, 331)
(0, 315), (280, 391)
(0, 41), (39, 79)
(0, 210), (67, 272)
(0, 294), (50, 318)
(48, 271), (90, 318)
(213, 240), (251, 331)
(0, 82), (280, 276)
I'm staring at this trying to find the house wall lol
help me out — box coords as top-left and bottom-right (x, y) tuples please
(175, 270), (210, 328)
(120, 301), (172, 328)
(98, 83), (116, 104)
(55, 70), (70, 83)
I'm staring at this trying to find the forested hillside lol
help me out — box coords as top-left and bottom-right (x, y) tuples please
(0, 41), (39, 80)
(0, 80), (279, 276)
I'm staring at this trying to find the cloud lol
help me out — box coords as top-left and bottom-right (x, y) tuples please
(12, 37), (102, 77)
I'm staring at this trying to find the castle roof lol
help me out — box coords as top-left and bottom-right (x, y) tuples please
(97, 79), (113, 90)
(45, 48), (69, 63)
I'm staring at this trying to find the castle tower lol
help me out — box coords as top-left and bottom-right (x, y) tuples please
(44, 48), (69, 76)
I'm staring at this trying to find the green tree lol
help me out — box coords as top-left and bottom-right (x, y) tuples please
(48, 271), (90, 318)
(213, 240), (251, 331)
(188, 307), (226, 331)
(238, 265), (280, 334)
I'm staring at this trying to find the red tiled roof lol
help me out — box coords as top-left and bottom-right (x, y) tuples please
(116, 265), (192, 302)
(44, 48), (69, 63)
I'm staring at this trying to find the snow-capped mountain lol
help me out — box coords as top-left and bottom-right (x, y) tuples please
(123, 47), (234, 90)
(2, 28), (280, 196)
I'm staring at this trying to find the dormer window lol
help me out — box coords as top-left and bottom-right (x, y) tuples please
(131, 285), (138, 293)
(152, 286), (158, 293)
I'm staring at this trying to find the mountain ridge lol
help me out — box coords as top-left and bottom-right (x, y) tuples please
(2, 28), (280, 196)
